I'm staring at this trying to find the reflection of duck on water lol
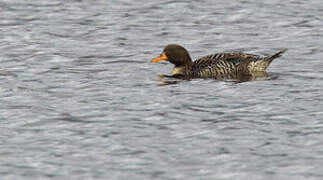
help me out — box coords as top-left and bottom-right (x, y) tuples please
(150, 44), (287, 83)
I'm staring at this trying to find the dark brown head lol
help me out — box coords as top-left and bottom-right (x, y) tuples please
(150, 44), (193, 67)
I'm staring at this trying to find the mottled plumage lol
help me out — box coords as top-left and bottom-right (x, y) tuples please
(150, 44), (287, 80)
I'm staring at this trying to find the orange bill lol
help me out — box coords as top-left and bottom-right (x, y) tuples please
(150, 53), (168, 63)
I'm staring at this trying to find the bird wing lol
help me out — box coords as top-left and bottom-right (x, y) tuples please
(192, 52), (263, 77)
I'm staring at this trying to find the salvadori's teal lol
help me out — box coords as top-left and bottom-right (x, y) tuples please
(150, 44), (287, 79)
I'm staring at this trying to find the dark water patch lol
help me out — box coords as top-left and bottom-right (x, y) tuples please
(52, 113), (101, 124)
(79, 55), (135, 60)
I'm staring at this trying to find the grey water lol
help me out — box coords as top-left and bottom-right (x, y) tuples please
(1, 0), (323, 179)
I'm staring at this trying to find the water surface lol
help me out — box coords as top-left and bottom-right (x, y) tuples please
(1, 0), (323, 179)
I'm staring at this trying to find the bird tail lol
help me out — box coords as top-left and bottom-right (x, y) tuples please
(249, 49), (287, 72)
(266, 49), (288, 64)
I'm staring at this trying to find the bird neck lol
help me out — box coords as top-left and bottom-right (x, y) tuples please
(171, 63), (192, 76)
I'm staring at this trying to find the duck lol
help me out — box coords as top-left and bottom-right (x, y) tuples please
(150, 44), (287, 80)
